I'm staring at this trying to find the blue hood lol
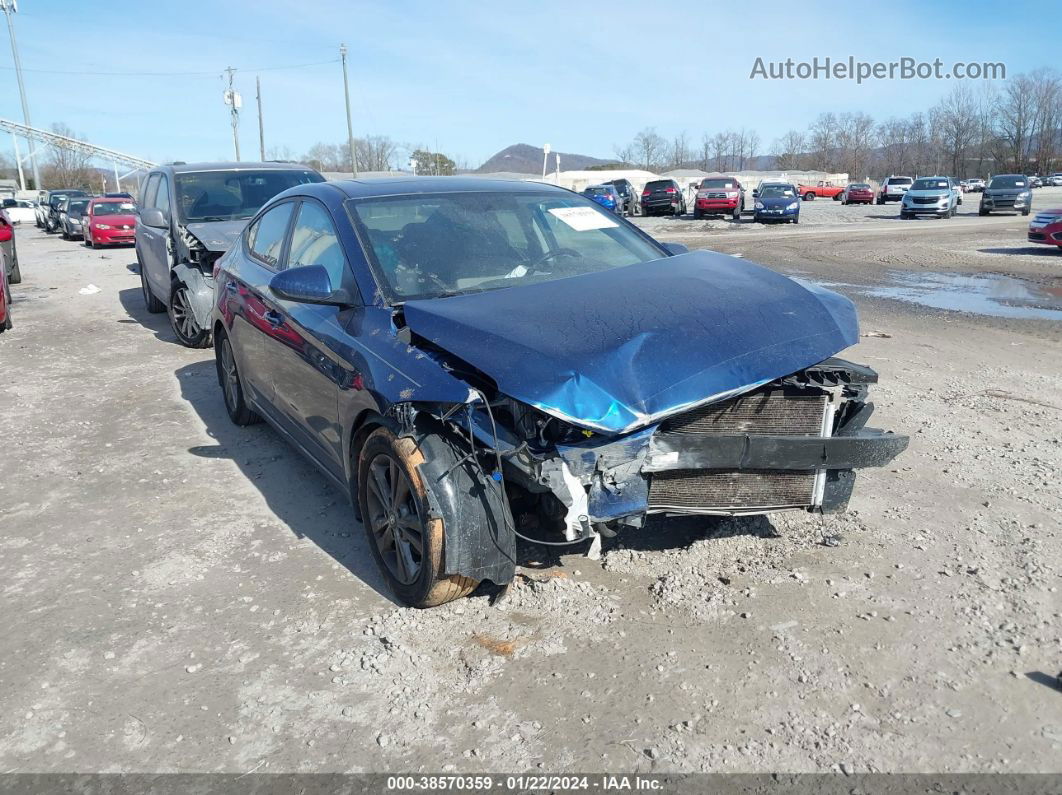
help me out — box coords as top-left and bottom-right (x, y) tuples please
(758, 196), (798, 209)
(403, 250), (858, 434)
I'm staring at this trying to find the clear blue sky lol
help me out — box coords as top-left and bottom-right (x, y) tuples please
(0, 0), (1053, 168)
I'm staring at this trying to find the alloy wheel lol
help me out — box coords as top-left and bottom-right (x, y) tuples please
(364, 454), (424, 585)
(171, 285), (199, 340)
(220, 340), (239, 412)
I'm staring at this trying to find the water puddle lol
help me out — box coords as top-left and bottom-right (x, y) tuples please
(860, 271), (1062, 321)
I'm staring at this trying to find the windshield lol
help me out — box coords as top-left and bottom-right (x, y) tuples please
(67, 200), (89, 213)
(92, 201), (136, 216)
(348, 191), (666, 302)
(174, 169), (323, 222)
(700, 179), (736, 189)
(989, 176), (1026, 189)
(912, 178), (949, 191)
(759, 185), (796, 199)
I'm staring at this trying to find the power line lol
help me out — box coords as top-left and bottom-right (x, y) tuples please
(0, 58), (340, 77)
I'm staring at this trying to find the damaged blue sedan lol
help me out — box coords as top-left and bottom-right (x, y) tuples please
(211, 177), (908, 607)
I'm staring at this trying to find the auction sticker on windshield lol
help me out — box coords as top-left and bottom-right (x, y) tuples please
(548, 206), (619, 230)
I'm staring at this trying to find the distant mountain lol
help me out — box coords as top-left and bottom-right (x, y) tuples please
(476, 143), (613, 174)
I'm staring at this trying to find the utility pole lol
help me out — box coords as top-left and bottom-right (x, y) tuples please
(223, 66), (241, 161)
(1, 0), (42, 189)
(256, 75), (265, 161)
(339, 43), (357, 177)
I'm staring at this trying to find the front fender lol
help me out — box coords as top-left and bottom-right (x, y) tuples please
(172, 262), (215, 331)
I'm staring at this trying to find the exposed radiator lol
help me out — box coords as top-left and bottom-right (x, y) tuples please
(650, 389), (829, 513)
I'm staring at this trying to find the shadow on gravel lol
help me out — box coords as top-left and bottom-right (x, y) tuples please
(174, 358), (398, 605)
(978, 246), (1060, 257)
(1025, 671), (1062, 693)
(118, 286), (182, 346)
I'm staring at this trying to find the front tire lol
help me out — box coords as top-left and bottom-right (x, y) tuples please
(216, 334), (260, 426)
(358, 428), (478, 608)
(804, 192), (815, 201)
(8, 257), (21, 285)
(168, 280), (212, 348)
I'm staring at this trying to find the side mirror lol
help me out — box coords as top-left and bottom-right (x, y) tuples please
(140, 207), (168, 228)
(661, 242), (689, 256)
(752, 190), (759, 198)
(269, 264), (354, 307)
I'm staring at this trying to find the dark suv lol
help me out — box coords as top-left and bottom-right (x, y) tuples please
(640, 179), (686, 217)
(136, 161), (324, 347)
(605, 178), (637, 215)
(38, 189), (88, 232)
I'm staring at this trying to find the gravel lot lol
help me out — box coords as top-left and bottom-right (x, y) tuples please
(1, 204), (1059, 775)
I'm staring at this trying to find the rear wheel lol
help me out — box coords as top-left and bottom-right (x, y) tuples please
(8, 257), (21, 285)
(168, 280), (211, 348)
(358, 428), (478, 607)
(216, 334), (260, 426)
(804, 192), (815, 201)
(979, 207), (989, 216)
(693, 209), (703, 220)
(1021, 208), (1030, 216)
(140, 260), (166, 313)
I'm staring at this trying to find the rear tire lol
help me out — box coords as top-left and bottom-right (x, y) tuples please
(8, 258), (21, 285)
(804, 192), (815, 201)
(140, 260), (166, 313)
(979, 207), (989, 216)
(216, 333), (260, 426)
(1021, 208), (1030, 216)
(358, 427), (478, 608)
(168, 280), (212, 348)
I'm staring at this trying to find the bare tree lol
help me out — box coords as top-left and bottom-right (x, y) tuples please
(355, 135), (398, 172)
(994, 73), (1037, 172)
(772, 130), (807, 170)
(932, 85), (979, 177)
(809, 112), (839, 171)
(666, 132), (690, 170)
(631, 128), (666, 170)
(43, 123), (97, 189)
(744, 130), (760, 170)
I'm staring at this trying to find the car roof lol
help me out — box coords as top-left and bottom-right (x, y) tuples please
(151, 161), (320, 175)
(326, 177), (572, 199)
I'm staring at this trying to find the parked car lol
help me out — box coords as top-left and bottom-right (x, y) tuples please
(1027, 208), (1062, 249)
(640, 179), (686, 216)
(693, 176), (744, 220)
(1027, 176), (1043, 189)
(797, 180), (844, 201)
(979, 175), (1032, 216)
(753, 183), (800, 223)
(0, 221), (10, 334)
(137, 161), (325, 348)
(39, 189), (88, 231)
(840, 183), (874, 205)
(965, 178), (986, 192)
(212, 177), (907, 607)
(1, 198), (37, 224)
(0, 205), (19, 288)
(581, 184), (622, 215)
(1047, 174), (1062, 187)
(877, 176), (913, 204)
(605, 178), (637, 215)
(900, 176), (960, 219)
(83, 197), (137, 248)
(58, 197), (91, 240)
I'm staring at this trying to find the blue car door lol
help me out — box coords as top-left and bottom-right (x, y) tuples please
(265, 199), (353, 480)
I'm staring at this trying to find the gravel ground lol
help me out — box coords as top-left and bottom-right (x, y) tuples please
(0, 217), (1059, 775)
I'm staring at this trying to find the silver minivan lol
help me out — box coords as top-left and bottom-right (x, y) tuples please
(135, 161), (324, 347)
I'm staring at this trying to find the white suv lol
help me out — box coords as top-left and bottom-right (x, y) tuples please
(878, 176), (913, 204)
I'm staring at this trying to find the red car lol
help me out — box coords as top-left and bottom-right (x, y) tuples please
(0, 209), (12, 333)
(693, 176), (744, 220)
(1028, 209), (1062, 250)
(841, 183), (874, 205)
(83, 197), (138, 248)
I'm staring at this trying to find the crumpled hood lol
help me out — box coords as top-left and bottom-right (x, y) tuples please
(183, 220), (250, 252)
(403, 250), (859, 434)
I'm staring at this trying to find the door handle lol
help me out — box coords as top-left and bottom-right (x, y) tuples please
(264, 310), (283, 327)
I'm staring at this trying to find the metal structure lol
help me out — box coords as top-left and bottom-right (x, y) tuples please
(0, 117), (156, 190)
(1, 0), (42, 188)
(340, 43), (357, 178)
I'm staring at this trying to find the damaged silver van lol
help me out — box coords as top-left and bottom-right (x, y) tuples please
(136, 162), (324, 347)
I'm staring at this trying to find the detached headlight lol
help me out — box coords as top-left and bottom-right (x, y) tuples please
(787, 201), (799, 210)
(755, 201), (765, 210)
(95, 223), (111, 230)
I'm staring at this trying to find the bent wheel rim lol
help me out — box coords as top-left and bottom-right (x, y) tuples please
(171, 286), (199, 340)
(365, 453), (424, 586)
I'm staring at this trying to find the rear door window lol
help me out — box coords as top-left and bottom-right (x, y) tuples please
(247, 202), (295, 269)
